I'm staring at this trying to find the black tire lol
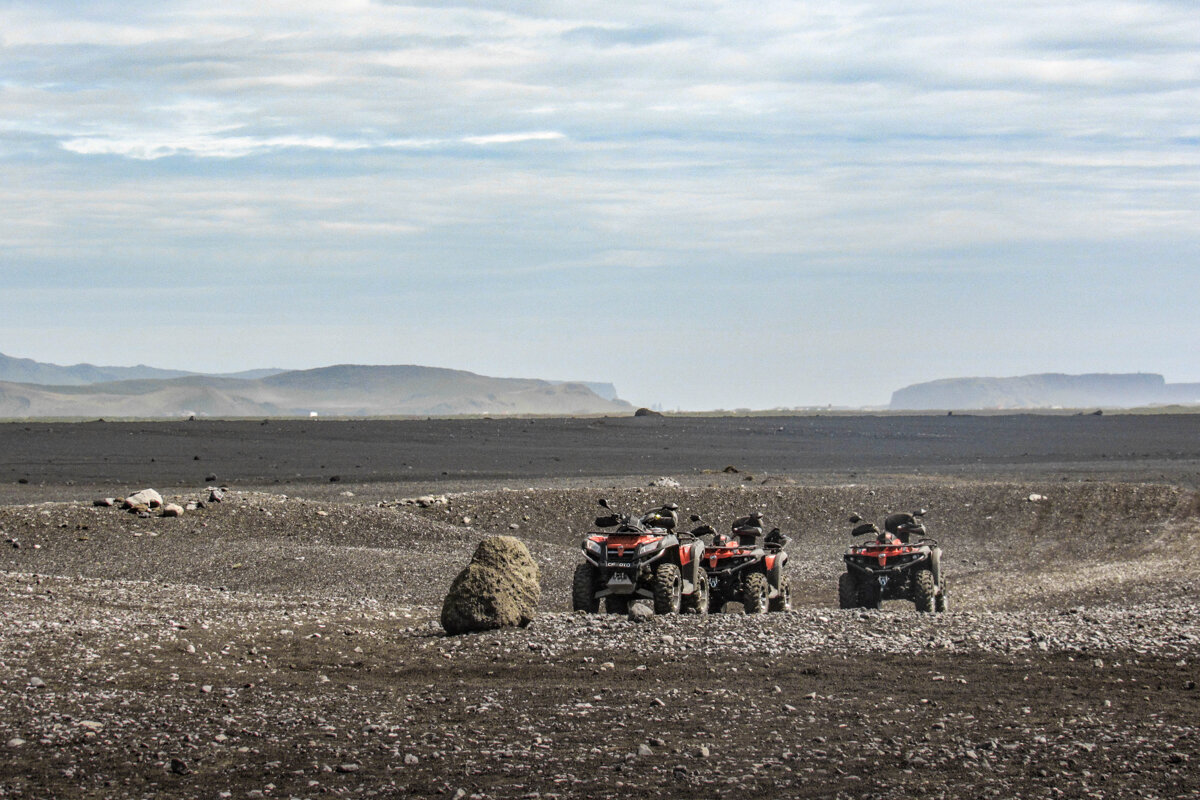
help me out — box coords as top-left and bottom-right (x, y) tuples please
(913, 569), (935, 613)
(606, 596), (629, 615)
(653, 563), (682, 614)
(838, 572), (858, 609)
(858, 579), (882, 610)
(935, 578), (948, 613)
(682, 568), (710, 615)
(769, 580), (791, 612)
(572, 562), (600, 613)
(742, 572), (769, 614)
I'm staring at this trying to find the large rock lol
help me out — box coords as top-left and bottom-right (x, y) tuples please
(441, 536), (541, 635)
(123, 489), (163, 509)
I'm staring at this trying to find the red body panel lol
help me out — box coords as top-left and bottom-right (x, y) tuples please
(589, 532), (667, 558)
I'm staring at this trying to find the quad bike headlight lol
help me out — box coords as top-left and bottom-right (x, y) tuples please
(636, 541), (660, 557)
(585, 539), (602, 554)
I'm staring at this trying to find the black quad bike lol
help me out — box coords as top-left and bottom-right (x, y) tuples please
(701, 512), (792, 614)
(838, 509), (947, 613)
(573, 499), (709, 615)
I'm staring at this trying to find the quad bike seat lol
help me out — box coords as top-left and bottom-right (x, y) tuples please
(733, 525), (762, 546)
(642, 509), (678, 530)
(884, 513), (925, 543)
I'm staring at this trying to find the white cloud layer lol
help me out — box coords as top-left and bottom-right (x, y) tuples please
(2, 0), (1198, 407)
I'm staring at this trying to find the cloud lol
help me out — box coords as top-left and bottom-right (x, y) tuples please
(2, 0), (1199, 406)
(57, 130), (567, 159)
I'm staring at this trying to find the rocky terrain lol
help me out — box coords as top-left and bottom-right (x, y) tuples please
(1, 417), (1199, 798)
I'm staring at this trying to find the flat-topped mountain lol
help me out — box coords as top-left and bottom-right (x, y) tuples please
(890, 372), (1200, 410)
(0, 356), (632, 418)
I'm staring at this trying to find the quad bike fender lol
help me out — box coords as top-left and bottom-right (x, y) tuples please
(930, 547), (942, 585)
(679, 540), (705, 587)
(765, 552), (788, 592)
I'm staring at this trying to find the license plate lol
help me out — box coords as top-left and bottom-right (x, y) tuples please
(608, 573), (633, 585)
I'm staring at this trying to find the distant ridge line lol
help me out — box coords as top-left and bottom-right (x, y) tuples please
(890, 372), (1200, 410)
(0, 353), (630, 418)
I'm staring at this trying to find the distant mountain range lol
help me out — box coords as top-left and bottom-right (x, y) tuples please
(0, 353), (631, 418)
(890, 373), (1200, 410)
(0, 351), (284, 385)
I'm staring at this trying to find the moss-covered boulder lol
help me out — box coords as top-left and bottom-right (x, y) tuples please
(441, 536), (541, 635)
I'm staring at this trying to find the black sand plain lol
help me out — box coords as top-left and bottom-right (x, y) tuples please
(2, 413), (1199, 799)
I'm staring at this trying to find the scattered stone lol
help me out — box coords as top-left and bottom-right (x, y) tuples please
(403, 754), (419, 765)
(628, 603), (654, 623)
(634, 408), (663, 417)
(7, 738), (25, 748)
(208, 489), (225, 503)
(161, 503), (184, 518)
(441, 536), (542, 635)
(93, 498), (115, 507)
(28, 677), (45, 689)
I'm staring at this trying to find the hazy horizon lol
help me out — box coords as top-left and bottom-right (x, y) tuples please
(3, 2), (1198, 409)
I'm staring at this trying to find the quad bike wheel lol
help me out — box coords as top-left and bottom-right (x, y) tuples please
(742, 572), (769, 614)
(681, 567), (710, 615)
(858, 579), (882, 610)
(837, 572), (858, 610)
(572, 562), (600, 613)
(912, 569), (936, 613)
(935, 578), (948, 613)
(769, 580), (792, 612)
(606, 596), (629, 615)
(653, 563), (682, 614)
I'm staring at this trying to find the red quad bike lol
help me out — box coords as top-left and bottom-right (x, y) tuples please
(572, 498), (709, 615)
(838, 509), (947, 613)
(701, 512), (792, 614)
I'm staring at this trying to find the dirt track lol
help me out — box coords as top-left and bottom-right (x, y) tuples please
(1, 415), (1199, 799)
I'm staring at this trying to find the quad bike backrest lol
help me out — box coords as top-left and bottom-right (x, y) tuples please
(731, 512), (765, 546)
(642, 507), (678, 530)
(884, 511), (927, 543)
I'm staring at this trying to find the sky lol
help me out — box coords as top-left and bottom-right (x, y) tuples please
(2, 1), (1198, 409)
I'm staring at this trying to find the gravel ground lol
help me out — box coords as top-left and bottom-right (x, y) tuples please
(2, 432), (1199, 797)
